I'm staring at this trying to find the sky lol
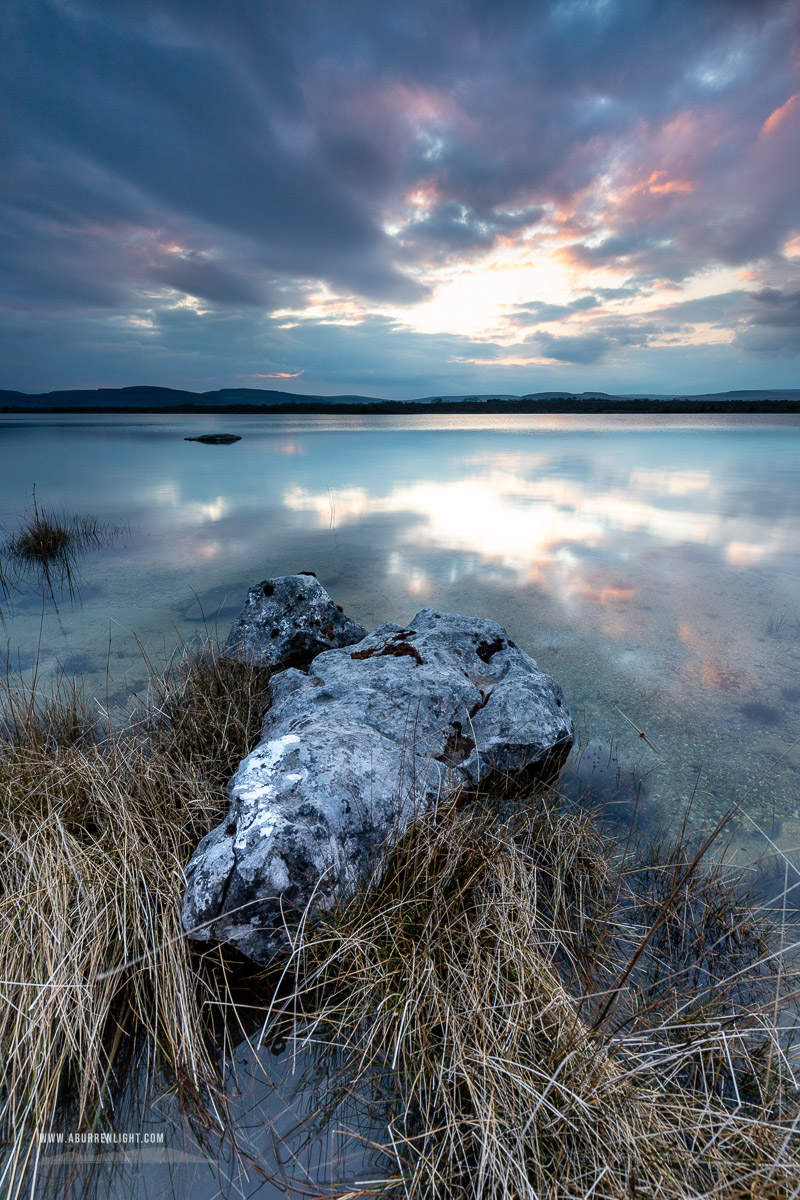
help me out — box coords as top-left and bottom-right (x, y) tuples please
(2, 0), (800, 398)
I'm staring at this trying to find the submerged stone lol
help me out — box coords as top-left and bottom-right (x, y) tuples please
(221, 573), (368, 670)
(183, 608), (574, 963)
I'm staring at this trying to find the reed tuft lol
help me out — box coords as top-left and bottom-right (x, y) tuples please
(0, 639), (270, 1198)
(1, 490), (121, 600)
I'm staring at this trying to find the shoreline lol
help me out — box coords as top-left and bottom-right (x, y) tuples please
(3, 397), (800, 415)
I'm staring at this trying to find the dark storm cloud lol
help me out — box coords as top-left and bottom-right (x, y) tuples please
(647, 292), (749, 326)
(747, 286), (800, 326)
(1, 0), (799, 388)
(734, 286), (800, 356)
(527, 331), (611, 364)
(399, 203), (546, 257)
(640, 286), (800, 357)
(509, 297), (600, 325)
(2, 0), (427, 311)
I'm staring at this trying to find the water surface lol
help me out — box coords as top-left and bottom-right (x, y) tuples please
(3, 412), (798, 834)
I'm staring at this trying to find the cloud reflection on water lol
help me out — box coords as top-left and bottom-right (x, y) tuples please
(2, 414), (798, 842)
(282, 453), (793, 595)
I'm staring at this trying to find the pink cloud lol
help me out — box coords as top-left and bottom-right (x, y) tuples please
(761, 92), (800, 137)
(646, 171), (693, 197)
(249, 370), (305, 378)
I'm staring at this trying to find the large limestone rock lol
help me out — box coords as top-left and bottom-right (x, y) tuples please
(183, 608), (574, 963)
(221, 573), (367, 670)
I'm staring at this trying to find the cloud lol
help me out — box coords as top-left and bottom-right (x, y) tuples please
(747, 286), (800, 326)
(250, 370), (305, 380)
(761, 91), (800, 136)
(647, 292), (748, 326)
(398, 201), (546, 258)
(508, 296), (600, 325)
(1, 0), (799, 389)
(526, 331), (611, 364)
(734, 286), (800, 356)
(3, 296), (800, 396)
(146, 252), (269, 307)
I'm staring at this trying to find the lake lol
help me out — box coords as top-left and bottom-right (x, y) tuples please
(2, 410), (800, 1195)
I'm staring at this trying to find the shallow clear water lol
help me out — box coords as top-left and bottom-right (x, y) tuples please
(3, 412), (799, 835)
(3, 411), (800, 1194)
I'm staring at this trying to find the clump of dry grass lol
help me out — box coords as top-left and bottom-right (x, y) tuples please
(0, 640), (270, 1198)
(277, 792), (800, 1199)
(2, 636), (798, 1199)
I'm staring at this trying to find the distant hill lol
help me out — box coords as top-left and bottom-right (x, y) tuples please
(0, 385), (387, 409)
(1, 385), (799, 412)
(647, 389), (800, 403)
(426, 389), (800, 404)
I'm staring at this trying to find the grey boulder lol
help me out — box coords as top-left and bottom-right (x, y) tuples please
(183, 608), (574, 963)
(221, 573), (367, 670)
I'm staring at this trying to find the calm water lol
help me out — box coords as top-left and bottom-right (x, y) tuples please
(2, 411), (800, 1194)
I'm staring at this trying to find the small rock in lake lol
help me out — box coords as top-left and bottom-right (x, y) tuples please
(183, 607), (574, 964)
(184, 433), (242, 444)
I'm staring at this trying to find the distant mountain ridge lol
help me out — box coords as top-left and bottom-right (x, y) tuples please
(0, 385), (387, 408)
(1, 385), (799, 410)
(420, 389), (800, 403)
